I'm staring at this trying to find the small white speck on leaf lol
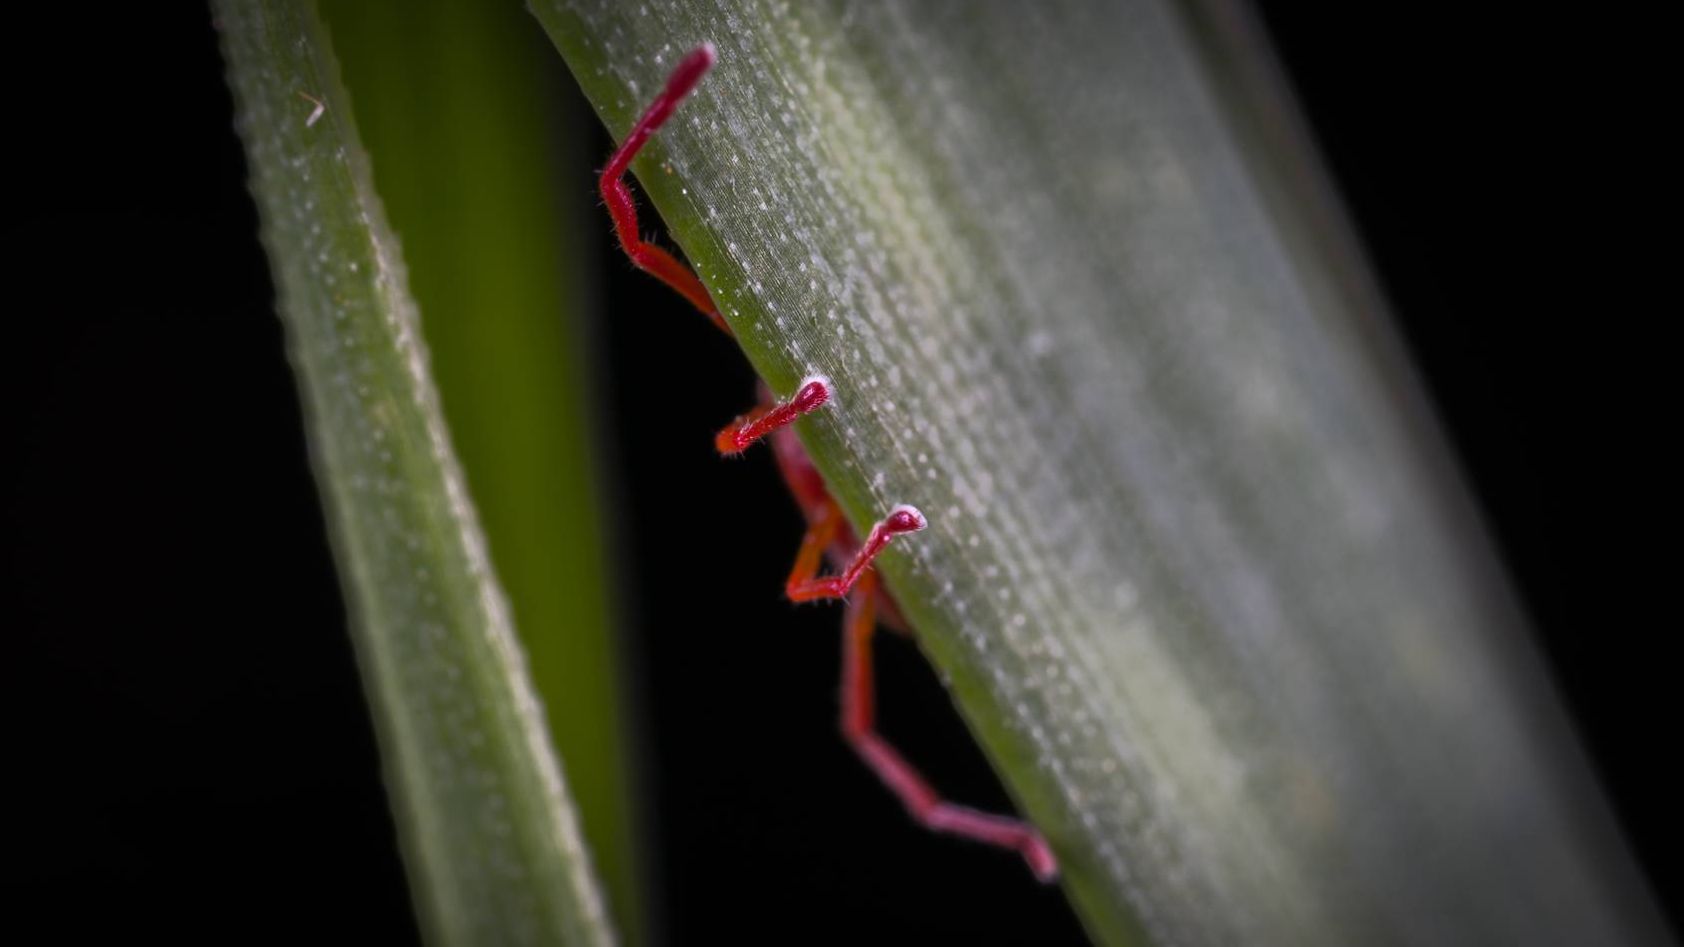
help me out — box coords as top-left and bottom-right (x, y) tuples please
(296, 89), (325, 127)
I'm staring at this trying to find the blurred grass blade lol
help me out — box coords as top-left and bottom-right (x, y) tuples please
(315, 1), (643, 939)
(216, 3), (614, 944)
(531, 2), (1667, 945)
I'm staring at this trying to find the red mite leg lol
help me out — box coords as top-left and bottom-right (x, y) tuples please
(784, 500), (844, 597)
(611, 46), (1059, 884)
(716, 376), (832, 455)
(600, 43), (731, 336)
(843, 570), (1059, 881)
(786, 503), (927, 603)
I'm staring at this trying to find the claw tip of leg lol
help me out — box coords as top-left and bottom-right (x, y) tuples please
(886, 504), (927, 533)
(794, 374), (833, 411)
(1027, 841), (1059, 883)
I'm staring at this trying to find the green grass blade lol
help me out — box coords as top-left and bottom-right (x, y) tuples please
(315, 1), (642, 939)
(530, 2), (1667, 944)
(216, 3), (615, 944)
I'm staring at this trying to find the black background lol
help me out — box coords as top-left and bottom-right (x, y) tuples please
(4, 3), (1672, 944)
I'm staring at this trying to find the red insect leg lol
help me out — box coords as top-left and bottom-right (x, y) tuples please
(785, 503), (927, 603)
(715, 377), (832, 455)
(842, 570), (1059, 881)
(599, 43), (730, 335)
(606, 45), (1059, 883)
(602, 47), (832, 450)
(770, 426), (1057, 878)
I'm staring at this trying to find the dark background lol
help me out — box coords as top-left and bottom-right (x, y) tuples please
(4, 3), (1671, 944)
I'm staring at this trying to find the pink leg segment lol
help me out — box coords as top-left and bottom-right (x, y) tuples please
(600, 44), (730, 335)
(841, 571), (1059, 881)
(716, 377), (832, 455)
(786, 505), (927, 603)
(611, 43), (1059, 886)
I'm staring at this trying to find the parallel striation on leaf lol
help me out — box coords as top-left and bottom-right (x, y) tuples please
(217, 3), (616, 944)
(532, 1), (1668, 945)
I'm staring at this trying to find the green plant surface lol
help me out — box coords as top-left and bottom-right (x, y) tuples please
(316, 1), (642, 938)
(216, 3), (614, 944)
(530, 1), (1668, 945)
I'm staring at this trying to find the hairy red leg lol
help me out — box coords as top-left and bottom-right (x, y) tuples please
(716, 376), (832, 455)
(611, 41), (1058, 886)
(786, 504), (927, 603)
(783, 499), (844, 598)
(841, 571), (1059, 881)
(600, 43), (730, 335)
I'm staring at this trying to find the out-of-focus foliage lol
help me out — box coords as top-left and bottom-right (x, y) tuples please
(217, 3), (617, 943)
